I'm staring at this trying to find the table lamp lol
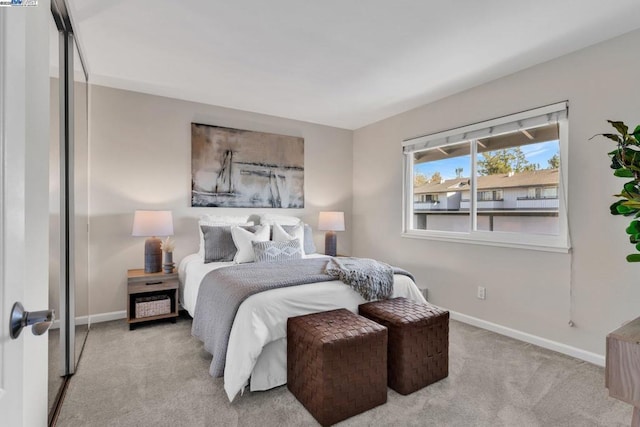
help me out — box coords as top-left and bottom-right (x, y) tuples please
(318, 211), (345, 257)
(132, 210), (174, 273)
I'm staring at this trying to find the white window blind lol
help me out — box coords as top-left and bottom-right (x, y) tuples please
(403, 101), (568, 154)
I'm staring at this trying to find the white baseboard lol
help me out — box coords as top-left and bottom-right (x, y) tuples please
(89, 310), (127, 324)
(449, 311), (606, 367)
(51, 315), (90, 330)
(50, 310), (127, 330)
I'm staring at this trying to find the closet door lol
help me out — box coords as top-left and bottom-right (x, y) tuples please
(73, 35), (89, 369)
(48, 1), (90, 422)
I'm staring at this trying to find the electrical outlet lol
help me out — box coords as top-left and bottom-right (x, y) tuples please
(477, 286), (486, 300)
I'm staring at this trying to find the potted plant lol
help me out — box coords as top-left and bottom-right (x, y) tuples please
(595, 120), (640, 261)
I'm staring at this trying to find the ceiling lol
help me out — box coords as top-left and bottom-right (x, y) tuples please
(66, 0), (640, 130)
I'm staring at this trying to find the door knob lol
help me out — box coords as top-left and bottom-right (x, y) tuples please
(10, 302), (55, 339)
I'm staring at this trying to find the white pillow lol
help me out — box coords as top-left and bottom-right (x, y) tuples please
(231, 225), (270, 264)
(197, 220), (254, 258)
(272, 223), (305, 257)
(259, 214), (301, 226)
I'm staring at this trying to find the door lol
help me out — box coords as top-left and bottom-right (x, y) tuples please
(0, 2), (53, 426)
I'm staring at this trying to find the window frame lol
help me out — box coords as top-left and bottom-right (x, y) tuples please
(402, 102), (570, 253)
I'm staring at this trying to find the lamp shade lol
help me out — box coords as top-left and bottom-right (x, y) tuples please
(132, 210), (174, 237)
(318, 211), (345, 231)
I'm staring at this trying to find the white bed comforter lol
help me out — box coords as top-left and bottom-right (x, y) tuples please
(179, 254), (427, 402)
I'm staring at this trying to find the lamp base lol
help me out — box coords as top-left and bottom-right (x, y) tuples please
(324, 231), (337, 257)
(144, 237), (162, 273)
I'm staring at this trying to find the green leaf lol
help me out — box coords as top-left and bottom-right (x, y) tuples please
(618, 189), (634, 200)
(617, 204), (635, 215)
(626, 253), (640, 262)
(611, 200), (624, 215)
(626, 221), (640, 234)
(615, 168), (635, 177)
(633, 150), (640, 164)
(627, 221), (640, 234)
(631, 233), (640, 243)
(621, 201), (640, 210)
(624, 181), (640, 194)
(611, 155), (624, 170)
(601, 133), (622, 143)
(633, 125), (640, 141)
(622, 147), (640, 164)
(610, 200), (639, 216)
(609, 120), (629, 136)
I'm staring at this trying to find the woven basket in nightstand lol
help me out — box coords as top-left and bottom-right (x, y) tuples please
(135, 295), (171, 319)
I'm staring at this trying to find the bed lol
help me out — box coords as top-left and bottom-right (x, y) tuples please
(179, 214), (427, 402)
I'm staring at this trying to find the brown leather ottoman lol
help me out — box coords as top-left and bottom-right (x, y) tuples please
(359, 297), (449, 395)
(287, 308), (388, 426)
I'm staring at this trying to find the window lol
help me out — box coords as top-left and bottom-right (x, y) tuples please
(542, 187), (558, 199)
(403, 102), (569, 251)
(478, 190), (503, 201)
(414, 194), (439, 203)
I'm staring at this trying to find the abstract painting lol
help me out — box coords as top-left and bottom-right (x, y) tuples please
(191, 123), (304, 208)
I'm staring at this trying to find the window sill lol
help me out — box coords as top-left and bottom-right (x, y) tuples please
(401, 230), (570, 253)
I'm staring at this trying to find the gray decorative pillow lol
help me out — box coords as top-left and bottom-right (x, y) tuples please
(252, 240), (303, 263)
(201, 225), (256, 263)
(283, 224), (316, 255)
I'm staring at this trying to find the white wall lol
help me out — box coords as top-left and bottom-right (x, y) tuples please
(353, 28), (640, 356)
(88, 85), (353, 316)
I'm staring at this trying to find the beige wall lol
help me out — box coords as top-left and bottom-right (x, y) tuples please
(88, 85), (353, 316)
(352, 28), (640, 356)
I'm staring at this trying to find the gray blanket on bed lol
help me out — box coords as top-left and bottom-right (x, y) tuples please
(192, 258), (331, 377)
(326, 257), (413, 301)
(191, 257), (415, 378)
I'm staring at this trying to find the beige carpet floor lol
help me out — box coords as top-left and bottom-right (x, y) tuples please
(50, 325), (91, 417)
(56, 315), (631, 426)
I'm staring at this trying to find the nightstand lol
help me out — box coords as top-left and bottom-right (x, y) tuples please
(127, 269), (179, 330)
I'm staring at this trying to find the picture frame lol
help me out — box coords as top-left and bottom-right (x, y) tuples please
(191, 123), (304, 208)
